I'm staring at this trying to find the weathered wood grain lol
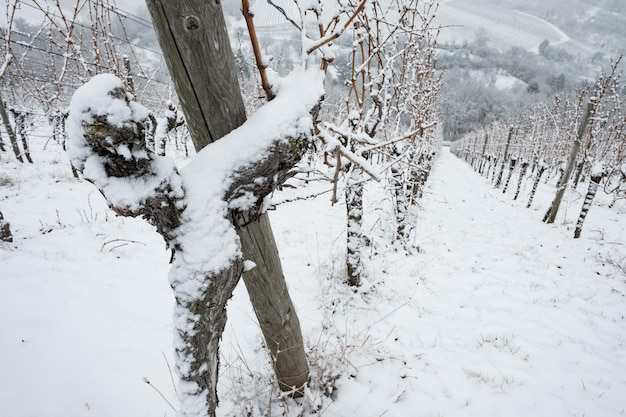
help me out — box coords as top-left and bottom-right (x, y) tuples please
(145, 0), (247, 150)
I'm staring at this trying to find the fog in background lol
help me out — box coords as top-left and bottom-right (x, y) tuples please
(4, 0), (625, 141)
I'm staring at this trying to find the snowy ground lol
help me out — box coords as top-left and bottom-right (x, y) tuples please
(1, 137), (625, 417)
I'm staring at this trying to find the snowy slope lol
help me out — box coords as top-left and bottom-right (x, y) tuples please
(2, 134), (625, 416)
(0, 143), (175, 416)
(435, 0), (569, 52)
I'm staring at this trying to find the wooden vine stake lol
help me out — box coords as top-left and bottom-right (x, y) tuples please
(543, 101), (594, 224)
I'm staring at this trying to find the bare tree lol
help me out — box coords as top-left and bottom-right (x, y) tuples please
(320, 0), (442, 285)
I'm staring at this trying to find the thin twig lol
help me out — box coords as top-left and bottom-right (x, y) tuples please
(143, 377), (177, 413)
(318, 128), (382, 182)
(306, 0), (368, 55)
(242, 0), (275, 101)
(267, 0), (302, 31)
(332, 147), (341, 204)
(100, 238), (146, 253)
(360, 128), (425, 154)
(162, 351), (178, 397)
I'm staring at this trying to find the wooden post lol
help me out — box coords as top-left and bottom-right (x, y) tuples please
(144, 1), (246, 150)
(479, 133), (488, 175)
(514, 160), (529, 200)
(237, 212), (310, 391)
(503, 156), (517, 193)
(527, 164), (546, 208)
(10, 109), (33, 163)
(544, 102), (593, 224)
(495, 127), (513, 188)
(145, 0), (309, 403)
(574, 171), (604, 238)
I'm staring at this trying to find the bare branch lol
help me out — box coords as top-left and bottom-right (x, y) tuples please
(306, 0), (368, 55)
(242, 0), (275, 101)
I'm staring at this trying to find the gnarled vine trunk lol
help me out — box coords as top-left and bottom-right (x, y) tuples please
(346, 167), (364, 287)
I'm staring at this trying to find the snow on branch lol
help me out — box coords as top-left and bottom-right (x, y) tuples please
(68, 69), (325, 417)
(68, 68), (325, 263)
(318, 127), (382, 182)
(67, 73), (184, 244)
(0, 54), (13, 79)
(174, 67), (324, 280)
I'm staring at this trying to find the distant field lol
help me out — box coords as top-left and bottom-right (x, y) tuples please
(434, 0), (569, 52)
(249, 0), (571, 54)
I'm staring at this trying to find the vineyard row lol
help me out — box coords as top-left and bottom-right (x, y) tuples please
(450, 58), (626, 238)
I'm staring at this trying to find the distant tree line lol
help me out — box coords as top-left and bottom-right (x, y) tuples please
(437, 29), (604, 141)
(451, 58), (626, 238)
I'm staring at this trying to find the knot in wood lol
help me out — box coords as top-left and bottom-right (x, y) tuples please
(184, 15), (200, 32)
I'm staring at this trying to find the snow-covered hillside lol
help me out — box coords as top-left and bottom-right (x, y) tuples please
(1, 134), (625, 416)
(435, 0), (569, 52)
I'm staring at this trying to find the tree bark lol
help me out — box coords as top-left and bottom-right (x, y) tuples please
(478, 133), (489, 175)
(69, 74), (317, 416)
(391, 164), (408, 241)
(572, 161), (585, 190)
(346, 167), (364, 286)
(11, 110), (33, 163)
(171, 262), (243, 417)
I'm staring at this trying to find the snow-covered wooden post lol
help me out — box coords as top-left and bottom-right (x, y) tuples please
(544, 101), (593, 224)
(574, 164), (606, 238)
(495, 127), (514, 188)
(502, 155), (517, 194)
(479, 133), (489, 175)
(514, 160), (529, 200)
(527, 160), (547, 208)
